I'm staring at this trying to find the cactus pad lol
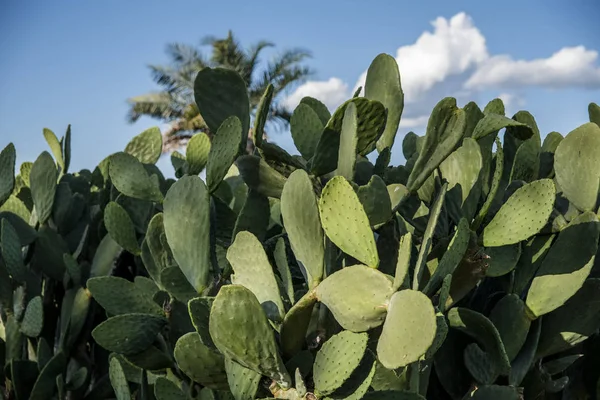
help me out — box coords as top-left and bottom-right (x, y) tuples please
(290, 103), (324, 160)
(87, 276), (165, 316)
(0, 143), (15, 204)
(30, 151), (58, 223)
(206, 116), (243, 193)
(91, 313), (167, 355)
(174, 332), (228, 389)
(336, 102), (358, 180)
(489, 294), (530, 361)
(124, 126), (163, 164)
(236, 155), (286, 198)
(108, 152), (163, 202)
(319, 176), (378, 268)
(315, 265), (393, 332)
(104, 201), (140, 255)
(377, 289), (437, 369)
(224, 358), (261, 400)
(186, 132), (211, 175)
(481, 179), (555, 247)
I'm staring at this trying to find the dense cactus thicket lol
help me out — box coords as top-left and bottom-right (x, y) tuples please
(1, 53), (600, 400)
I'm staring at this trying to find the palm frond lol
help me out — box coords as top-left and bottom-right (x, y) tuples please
(126, 92), (184, 123)
(241, 40), (274, 83)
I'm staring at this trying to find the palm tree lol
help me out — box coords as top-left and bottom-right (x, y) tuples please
(127, 31), (314, 153)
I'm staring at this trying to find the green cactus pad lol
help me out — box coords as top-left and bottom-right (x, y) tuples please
(154, 377), (187, 400)
(439, 138), (482, 206)
(209, 285), (291, 387)
(188, 297), (215, 348)
(406, 98), (466, 193)
(20, 296), (43, 337)
(207, 116), (243, 193)
(364, 53), (404, 152)
(463, 343), (498, 385)
(377, 289), (437, 369)
(357, 175), (392, 228)
(484, 243), (521, 277)
(481, 179), (555, 247)
(0, 196), (30, 223)
(280, 169), (324, 288)
(42, 128), (65, 172)
(228, 231), (285, 323)
(393, 232), (411, 291)
(471, 113), (532, 141)
(0, 219), (26, 282)
(163, 175), (211, 293)
(489, 294), (530, 361)
(336, 102), (359, 180)
(554, 122), (600, 211)
(319, 176), (378, 268)
(124, 126), (163, 164)
(463, 101), (485, 138)
(589, 102), (600, 125)
(315, 265), (393, 332)
(186, 132), (211, 175)
(252, 84), (273, 148)
(313, 330), (368, 395)
(225, 358), (261, 400)
(194, 67), (250, 149)
(300, 96), (331, 124)
(526, 211), (600, 317)
(0, 143), (15, 204)
(87, 276), (165, 316)
(280, 289), (317, 358)
(109, 356), (131, 400)
(290, 103), (325, 160)
(232, 189), (270, 242)
(92, 313), (167, 355)
(508, 318), (541, 386)
(31, 226), (68, 281)
(236, 155), (286, 198)
(103, 201), (141, 255)
(29, 352), (67, 400)
(447, 308), (511, 375)
(108, 152), (163, 202)
(402, 132), (418, 159)
(29, 151), (58, 223)
(423, 217), (470, 296)
(174, 332), (228, 389)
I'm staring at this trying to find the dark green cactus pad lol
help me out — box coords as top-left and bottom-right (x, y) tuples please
(337, 102), (359, 180)
(589, 102), (600, 125)
(406, 98), (466, 193)
(554, 122), (600, 211)
(124, 126), (163, 164)
(313, 330), (368, 395)
(364, 53), (404, 152)
(29, 352), (67, 400)
(280, 169), (324, 288)
(42, 128), (65, 172)
(154, 377), (187, 400)
(160, 267), (197, 304)
(481, 179), (555, 247)
(469, 385), (520, 399)
(233, 189), (270, 242)
(489, 294), (530, 361)
(10, 360), (39, 400)
(319, 176), (378, 268)
(315, 265), (393, 332)
(362, 390), (425, 400)
(439, 138), (482, 207)
(357, 175), (392, 228)
(509, 318), (541, 386)
(31, 226), (68, 281)
(209, 285), (291, 387)
(542, 354), (583, 376)
(526, 211), (600, 317)
(109, 356), (131, 400)
(0, 143), (15, 204)
(273, 238), (294, 304)
(227, 231), (285, 323)
(108, 152), (163, 202)
(377, 289), (437, 369)
(425, 312), (448, 360)
(463, 101), (485, 138)
(300, 96), (331, 125)
(423, 217), (470, 296)
(90, 234), (122, 278)
(20, 296), (43, 337)
(484, 243), (521, 277)
(447, 308), (511, 375)
(280, 289), (317, 358)
(207, 116), (243, 193)
(174, 332), (228, 389)
(402, 132), (418, 159)
(509, 138), (540, 183)
(0, 219), (26, 282)
(91, 313), (167, 355)
(464, 343), (498, 385)
(87, 276), (165, 316)
(194, 67), (250, 151)
(125, 345), (172, 371)
(224, 358), (262, 400)
(471, 112), (532, 141)
(171, 150), (188, 177)
(186, 132), (211, 175)
(393, 232), (411, 291)
(163, 175), (211, 293)
(290, 103), (324, 160)
(512, 234), (554, 296)
(30, 151), (58, 223)
(103, 201), (140, 255)
(251, 84), (273, 148)
(188, 297), (216, 348)
(539, 131), (563, 178)
(236, 155), (286, 198)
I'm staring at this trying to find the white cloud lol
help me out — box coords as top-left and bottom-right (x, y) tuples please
(281, 77), (349, 111)
(466, 46), (600, 89)
(282, 12), (600, 132)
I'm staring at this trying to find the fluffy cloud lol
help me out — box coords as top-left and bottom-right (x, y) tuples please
(282, 12), (600, 131)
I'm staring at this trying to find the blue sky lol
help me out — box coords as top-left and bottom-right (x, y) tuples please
(1, 0), (599, 176)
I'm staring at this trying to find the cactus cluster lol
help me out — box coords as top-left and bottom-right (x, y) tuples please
(1, 53), (600, 400)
